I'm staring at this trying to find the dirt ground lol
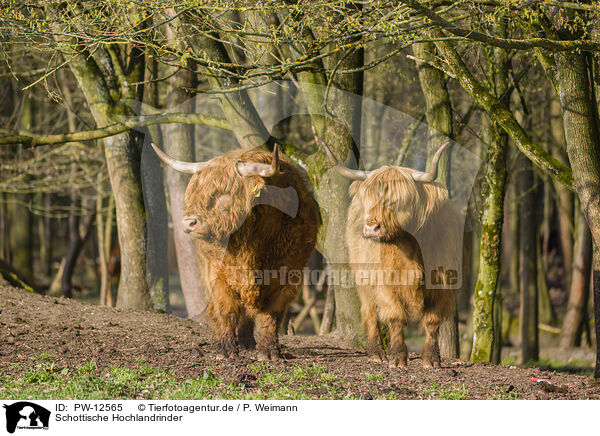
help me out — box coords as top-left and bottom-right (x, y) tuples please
(1, 283), (600, 400)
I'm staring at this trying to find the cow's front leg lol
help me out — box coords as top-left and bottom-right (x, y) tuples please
(257, 311), (282, 360)
(213, 312), (239, 358)
(388, 318), (408, 368)
(360, 297), (385, 362)
(207, 280), (241, 358)
(421, 315), (441, 368)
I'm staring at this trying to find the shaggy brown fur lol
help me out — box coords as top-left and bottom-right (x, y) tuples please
(183, 149), (319, 360)
(346, 166), (462, 368)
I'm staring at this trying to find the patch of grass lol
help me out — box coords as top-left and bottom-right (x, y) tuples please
(249, 362), (269, 373)
(249, 363), (343, 399)
(376, 391), (400, 400)
(501, 356), (517, 366)
(488, 387), (519, 400)
(291, 364), (325, 380)
(364, 372), (385, 381)
(34, 352), (55, 362)
(77, 360), (97, 374)
(0, 360), (353, 400)
(423, 382), (468, 400)
(534, 357), (594, 376)
(320, 373), (336, 383)
(502, 355), (594, 376)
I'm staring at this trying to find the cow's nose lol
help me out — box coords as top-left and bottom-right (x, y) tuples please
(182, 216), (199, 233)
(363, 223), (381, 237)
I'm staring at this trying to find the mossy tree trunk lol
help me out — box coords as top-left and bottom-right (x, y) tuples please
(470, 29), (509, 363)
(413, 41), (458, 359)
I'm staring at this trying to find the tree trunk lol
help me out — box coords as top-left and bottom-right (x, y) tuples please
(61, 204), (96, 298)
(413, 41), (458, 359)
(561, 203), (592, 347)
(8, 92), (34, 277)
(39, 194), (53, 278)
(413, 42), (453, 185)
(312, 43), (364, 345)
(61, 198), (80, 299)
(470, 117), (508, 362)
(283, 13), (365, 343)
(142, 56), (169, 312)
(62, 44), (152, 310)
(470, 29), (509, 362)
(537, 230), (557, 325)
(518, 154), (539, 364)
(549, 97), (573, 285)
(556, 50), (600, 377)
(163, 63), (209, 322)
(97, 186), (115, 307)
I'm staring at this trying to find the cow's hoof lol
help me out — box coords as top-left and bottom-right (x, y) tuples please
(239, 337), (257, 351)
(422, 356), (441, 368)
(367, 354), (384, 363)
(388, 354), (407, 368)
(366, 344), (385, 363)
(216, 351), (238, 360)
(257, 347), (281, 361)
(216, 338), (239, 359)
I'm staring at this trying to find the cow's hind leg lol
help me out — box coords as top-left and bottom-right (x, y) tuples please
(388, 318), (408, 368)
(237, 312), (256, 350)
(257, 287), (295, 360)
(421, 313), (441, 368)
(256, 311), (283, 360)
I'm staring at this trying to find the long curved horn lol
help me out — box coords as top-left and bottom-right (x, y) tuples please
(236, 143), (280, 177)
(151, 143), (208, 174)
(313, 126), (371, 180)
(412, 141), (450, 182)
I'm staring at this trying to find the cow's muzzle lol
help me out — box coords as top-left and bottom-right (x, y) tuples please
(182, 215), (201, 234)
(363, 223), (381, 238)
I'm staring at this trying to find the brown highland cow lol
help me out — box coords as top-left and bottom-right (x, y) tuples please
(152, 143), (319, 360)
(317, 137), (462, 368)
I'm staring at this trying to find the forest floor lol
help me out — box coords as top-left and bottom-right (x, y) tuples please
(1, 283), (600, 400)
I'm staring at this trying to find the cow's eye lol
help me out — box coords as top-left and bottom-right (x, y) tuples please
(215, 195), (232, 211)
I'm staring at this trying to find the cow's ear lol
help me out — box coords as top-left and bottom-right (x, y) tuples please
(249, 181), (266, 198)
(349, 180), (362, 197)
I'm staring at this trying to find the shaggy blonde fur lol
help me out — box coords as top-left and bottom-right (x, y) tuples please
(346, 166), (462, 368)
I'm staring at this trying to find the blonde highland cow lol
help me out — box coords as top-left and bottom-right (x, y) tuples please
(317, 136), (462, 369)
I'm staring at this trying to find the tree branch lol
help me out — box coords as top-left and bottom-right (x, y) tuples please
(432, 29), (575, 190)
(400, 0), (600, 52)
(0, 112), (230, 146)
